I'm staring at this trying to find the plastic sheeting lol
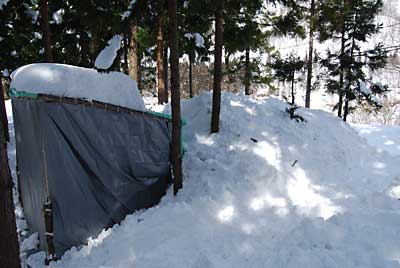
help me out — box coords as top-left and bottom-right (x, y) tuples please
(12, 97), (172, 256)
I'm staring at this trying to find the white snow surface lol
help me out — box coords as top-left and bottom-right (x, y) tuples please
(353, 124), (400, 157)
(7, 92), (400, 267)
(94, 35), (123, 70)
(10, 63), (145, 111)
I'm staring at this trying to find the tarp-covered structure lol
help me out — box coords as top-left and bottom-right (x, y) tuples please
(10, 65), (173, 257)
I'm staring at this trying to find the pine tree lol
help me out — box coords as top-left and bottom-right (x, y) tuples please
(271, 53), (305, 105)
(180, 0), (212, 98)
(319, 0), (388, 120)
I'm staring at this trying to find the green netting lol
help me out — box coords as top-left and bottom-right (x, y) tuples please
(9, 88), (38, 99)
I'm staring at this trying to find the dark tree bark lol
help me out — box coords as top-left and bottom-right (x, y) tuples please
(39, 0), (53, 62)
(189, 53), (193, 98)
(123, 36), (129, 74)
(343, 17), (357, 122)
(0, 79), (8, 142)
(225, 51), (230, 69)
(338, 1), (346, 118)
(79, 30), (90, 67)
(305, 0), (315, 108)
(291, 72), (295, 105)
(157, 6), (167, 104)
(168, 0), (183, 195)
(244, 47), (251, 95)
(211, 0), (224, 134)
(137, 55), (142, 91)
(0, 81), (20, 268)
(163, 44), (169, 101)
(128, 24), (139, 83)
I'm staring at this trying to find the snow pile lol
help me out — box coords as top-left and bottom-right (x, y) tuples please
(9, 92), (400, 267)
(52, 9), (64, 24)
(121, 0), (137, 20)
(95, 35), (123, 70)
(10, 63), (145, 111)
(184, 32), (205, 48)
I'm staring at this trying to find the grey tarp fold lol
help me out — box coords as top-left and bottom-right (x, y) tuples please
(12, 97), (172, 256)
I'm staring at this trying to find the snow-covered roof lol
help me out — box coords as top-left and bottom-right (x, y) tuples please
(10, 63), (145, 111)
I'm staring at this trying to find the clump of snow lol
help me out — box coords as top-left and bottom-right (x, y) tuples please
(27, 252), (46, 268)
(360, 81), (372, 95)
(52, 9), (64, 24)
(13, 92), (396, 268)
(0, 0), (8, 10)
(24, 4), (39, 23)
(2, 68), (9, 77)
(95, 35), (123, 70)
(184, 32), (205, 48)
(10, 63), (145, 111)
(121, 0), (137, 20)
(20, 233), (39, 252)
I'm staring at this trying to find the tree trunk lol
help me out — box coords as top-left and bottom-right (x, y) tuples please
(305, 0), (315, 108)
(137, 56), (142, 91)
(157, 9), (167, 104)
(291, 72), (295, 105)
(189, 53), (193, 98)
(211, 0), (224, 134)
(0, 79), (8, 142)
(225, 51), (230, 69)
(128, 24), (139, 82)
(343, 16), (357, 122)
(244, 47), (251, 95)
(163, 44), (169, 101)
(338, 1), (346, 118)
(0, 81), (20, 268)
(168, 0), (183, 195)
(39, 0), (53, 62)
(123, 36), (129, 74)
(79, 30), (90, 67)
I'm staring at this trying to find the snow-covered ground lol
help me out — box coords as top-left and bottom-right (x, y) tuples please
(7, 91), (400, 268)
(353, 124), (400, 157)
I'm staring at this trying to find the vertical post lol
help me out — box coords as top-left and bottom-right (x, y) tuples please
(42, 149), (56, 264)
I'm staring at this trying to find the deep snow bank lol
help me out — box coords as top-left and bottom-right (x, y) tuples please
(17, 92), (400, 268)
(10, 63), (145, 111)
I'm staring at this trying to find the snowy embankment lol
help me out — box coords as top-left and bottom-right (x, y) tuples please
(8, 92), (400, 268)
